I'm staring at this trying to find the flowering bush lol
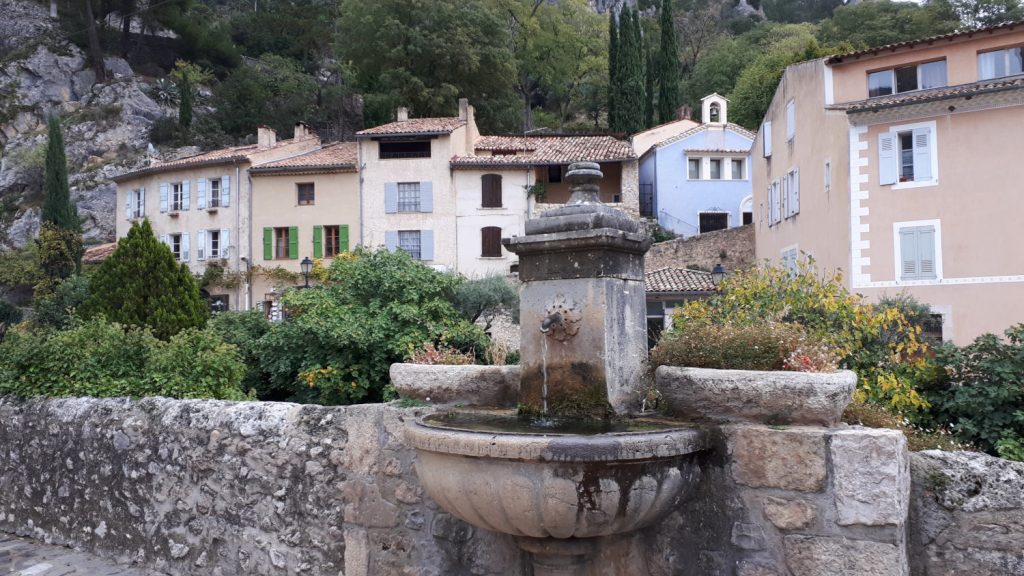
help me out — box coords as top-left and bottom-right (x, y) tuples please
(670, 259), (931, 412)
(651, 321), (838, 372)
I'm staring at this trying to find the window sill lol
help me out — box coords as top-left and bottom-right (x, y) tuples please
(477, 256), (505, 260)
(478, 206), (505, 210)
(206, 207), (218, 213)
(168, 211), (180, 217)
(892, 179), (938, 190)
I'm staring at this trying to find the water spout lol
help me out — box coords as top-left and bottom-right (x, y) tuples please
(539, 313), (563, 334)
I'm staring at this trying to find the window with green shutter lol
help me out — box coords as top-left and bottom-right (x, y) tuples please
(288, 226), (299, 259)
(263, 228), (273, 260)
(313, 225), (323, 258)
(340, 225), (349, 253)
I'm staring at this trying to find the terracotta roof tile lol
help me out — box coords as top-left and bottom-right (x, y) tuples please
(83, 242), (117, 264)
(250, 142), (358, 174)
(356, 117), (465, 136)
(113, 139), (315, 181)
(828, 75), (1024, 112)
(451, 135), (635, 167)
(645, 267), (716, 293)
(649, 123), (756, 153)
(826, 20), (1024, 65)
(684, 147), (752, 155)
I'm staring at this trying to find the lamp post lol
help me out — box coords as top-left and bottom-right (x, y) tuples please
(711, 263), (726, 287)
(300, 257), (313, 288)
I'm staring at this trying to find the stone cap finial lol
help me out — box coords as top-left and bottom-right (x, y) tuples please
(565, 162), (602, 206)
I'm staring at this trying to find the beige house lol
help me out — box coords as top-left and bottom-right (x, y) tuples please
(753, 22), (1024, 343)
(113, 125), (320, 310)
(248, 142), (359, 316)
(358, 99), (638, 278)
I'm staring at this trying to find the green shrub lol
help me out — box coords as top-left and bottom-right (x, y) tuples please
(914, 326), (1024, 456)
(651, 321), (838, 372)
(32, 274), (90, 329)
(406, 341), (476, 365)
(998, 436), (1024, 462)
(208, 310), (272, 397)
(0, 317), (247, 400)
(0, 300), (22, 326)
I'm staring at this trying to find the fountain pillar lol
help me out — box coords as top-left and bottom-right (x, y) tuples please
(504, 162), (651, 418)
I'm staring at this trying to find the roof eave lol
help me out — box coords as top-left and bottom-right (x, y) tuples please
(833, 81), (1024, 114)
(249, 164), (357, 175)
(112, 155), (248, 182)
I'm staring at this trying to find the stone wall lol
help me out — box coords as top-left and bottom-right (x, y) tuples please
(909, 450), (1024, 575)
(0, 398), (524, 576)
(646, 224), (755, 273)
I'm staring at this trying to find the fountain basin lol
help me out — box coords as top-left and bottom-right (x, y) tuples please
(406, 413), (708, 540)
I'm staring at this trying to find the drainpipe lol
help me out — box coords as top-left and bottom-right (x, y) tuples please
(238, 162), (251, 311)
(358, 139), (365, 246)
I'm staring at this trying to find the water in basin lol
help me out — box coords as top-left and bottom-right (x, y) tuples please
(422, 410), (695, 436)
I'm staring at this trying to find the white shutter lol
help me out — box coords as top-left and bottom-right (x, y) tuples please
(782, 176), (790, 218)
(139, 187), (145, 217)
(900, 229), (917, 279)
(197, 230), (206, 261)
(912, 127), (932, 182)
(879, 132), (897, 186)
(182, 180), (191, 210)
(767, 185), (774, 227)
(918, 227), (936, 279)
(181, 232), (190, 262)
(160, 183), (169, 212)
(786, 100), (795, 141)
(763, 121), (772, 157)
(792, 169), (800, 216)
(198, 178), (207, 209)
(125, 191), (132, 220)
(221, 228), (230, 258)
(221, 176), (230, 207)
(161, 234), (170, 248)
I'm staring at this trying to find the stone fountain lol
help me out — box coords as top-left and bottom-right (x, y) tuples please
(406, 163), (708, 575)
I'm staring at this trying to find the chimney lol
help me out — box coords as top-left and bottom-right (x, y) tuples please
(257, 126), (277, 149)
(396, 107), (409, 122)
(293, 121), (309, 141)
(458, 98), (469, 121)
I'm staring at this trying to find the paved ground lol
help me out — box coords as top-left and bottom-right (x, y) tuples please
(0, 534), (157, 576)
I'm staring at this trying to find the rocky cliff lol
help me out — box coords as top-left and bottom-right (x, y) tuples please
(0, 0), (166, 250)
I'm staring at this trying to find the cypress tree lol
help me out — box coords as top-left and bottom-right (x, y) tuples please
(657, 0), (683, 124)
(617, 7), (646, 134)
(178, 73), (193, 130)
(645, 44), (656, 128)
(607, 10), (619, 131)
(42, 115), (79, 232)
(84, 219), (208, 340)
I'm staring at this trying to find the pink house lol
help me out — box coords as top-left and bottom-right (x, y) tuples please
(753, 21), (1024, 344)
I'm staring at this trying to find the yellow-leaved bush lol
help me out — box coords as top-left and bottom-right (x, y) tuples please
(670, 259), (931, 414)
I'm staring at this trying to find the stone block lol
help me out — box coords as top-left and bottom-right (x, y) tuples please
(343, 526), (369, 576)
(730, 522), (765, 550)
(737, 562), (782, 576)
(831, 428), (909, 526)
(342, 480), (400, 528)
(389, 364), (520, 408)
(783, 535), (907, 576)
(728, 426), (827, 492)
(763, 497), (816, 530)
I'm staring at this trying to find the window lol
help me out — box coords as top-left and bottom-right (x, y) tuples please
(699, 212), (728, 234)
(879, 123), (935, 186)
(379, 140), (431, 159)
(209, 294), (229, 313)
(709, 159), (722, 180)
(324, 225), (341, 257)
(125, 188), (145, 219)
(297, 183), (315, 206)
(198, 229), (228, 260)
(481, 174), (503, 208)
(274, 227), (290, 259)
(781, 248), (798, 274)
(171, 183), (185, 211)
(768, 180), (781, 226)
(646, 301), (665, 350)
(786, 100), (795, 141)
(209, 178), (221, 208)
(762, 121), (772, 157)
(784, 169), (799, 218)
(398, 230), (421, 260)
(688, 158), (701, 179)
(208, 229), (220, 259)
(166, 232), (189, 261)
(547, 165), (563, 183)
(824, 161), (831, 194)
(397, 182), (421, 212)
(481, 226), (502, 257)
(867, 60), (947, 97)
(978, 46), (1023, 80)
(743, 212), (753, 225)
(898, 224), (937, 280)
(731, 159), (744, 180)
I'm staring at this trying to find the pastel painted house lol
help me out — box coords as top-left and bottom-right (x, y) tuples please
(638, 94), (755, 237)
(753, 21), (1024, 344)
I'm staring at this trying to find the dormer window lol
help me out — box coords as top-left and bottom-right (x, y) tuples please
(709, 102), (721, 123)
(379, 139), (431, 159)
(978, 46), (1023, 80)
(868, 60), (947, 98)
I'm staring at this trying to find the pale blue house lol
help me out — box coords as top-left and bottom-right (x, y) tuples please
(638, 94), (755, 237)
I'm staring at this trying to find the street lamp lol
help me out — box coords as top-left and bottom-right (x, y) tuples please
(300, 257), (313, 288)
(711, 263), (726, 287)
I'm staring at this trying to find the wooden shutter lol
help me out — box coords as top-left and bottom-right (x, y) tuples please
(196, 230), (206, 261)
(198, 178), (207, 209)
(288, 226), (299, 259)
(482, 175), (502, 207)
(420, 230), (434, 261)
(221, 228), (230, 258)
(221, 176), (230, 207)
(313, 224), (323, 258)
(263, 228), (273, 260)
(481, 227), (501, 257)
(384, 183), (398, 213)
(420, 181), (433, 212)
(912, 127), (932, 182)
(763, 122), (772, 157)
(182, 180), (191, 210)
(384, 230), (398, 252)
(340, 225), (349, 252)
(160, 183), (169, 212)
(879, 132), (897, 186)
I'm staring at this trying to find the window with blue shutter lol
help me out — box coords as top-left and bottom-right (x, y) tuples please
(198, 178), (207, 209)
(420, 181), (433, 212)
(763, 122), (772, 157)
(160, 183), (169, 212)
(420, 230), (434, 261)
(221, 176), (230, 208)
(899, 225), (937, 281)
(879, 132), (897, 186)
